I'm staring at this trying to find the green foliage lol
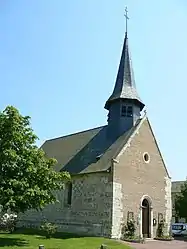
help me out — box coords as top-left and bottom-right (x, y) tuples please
(157, 219), (165, 238)
(175, 181), (187, 221)
(122, 219), (136, 239)
(0, 212), (17, 233)
(40, 221), (58, 238)
(0, 106), (70, 214)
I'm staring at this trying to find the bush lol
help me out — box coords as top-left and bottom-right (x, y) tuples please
(157, 219), (165, 238)
(122, 219), (136, 239)
(40, 221), (58, 238)
(0, 213), (17, 233)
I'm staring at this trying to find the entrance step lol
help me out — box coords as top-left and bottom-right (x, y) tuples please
(145, 238), (155, 241)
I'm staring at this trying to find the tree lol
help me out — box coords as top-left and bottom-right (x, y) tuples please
(175, 181), (187, 222)
(0, 106), (70, 214)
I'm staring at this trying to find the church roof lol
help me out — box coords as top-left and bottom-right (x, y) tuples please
(105, 32), (144, 111)
(41, 119), (141, 175)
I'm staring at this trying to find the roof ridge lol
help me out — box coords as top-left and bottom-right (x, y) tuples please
(45, 125), (106, 142)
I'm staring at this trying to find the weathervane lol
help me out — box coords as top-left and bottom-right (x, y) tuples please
(124, 7), (129, 33)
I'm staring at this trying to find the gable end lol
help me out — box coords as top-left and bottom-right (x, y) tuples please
(115, 115), (170, 178)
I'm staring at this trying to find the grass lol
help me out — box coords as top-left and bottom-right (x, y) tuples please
(0, 229), (131, 249)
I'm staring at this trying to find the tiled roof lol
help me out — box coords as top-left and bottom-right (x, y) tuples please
(105, 33), (144, 110)
(41, 119), (141, 174)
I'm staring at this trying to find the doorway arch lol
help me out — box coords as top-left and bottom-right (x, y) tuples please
(142, 199), (150, 238)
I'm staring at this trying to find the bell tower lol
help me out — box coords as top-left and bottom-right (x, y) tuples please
(105, 8), (145, 138)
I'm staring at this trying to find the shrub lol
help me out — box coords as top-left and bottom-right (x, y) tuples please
(157, 219), (165, 238)
(40, 221), (58, 238)
(122, 218), (136, 239)
(0, 213), (17, 233)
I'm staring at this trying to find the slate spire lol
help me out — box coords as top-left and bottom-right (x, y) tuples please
(105, 11), (144, 111)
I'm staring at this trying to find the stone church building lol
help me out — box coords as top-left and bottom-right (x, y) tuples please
(18, 28), (172, 238)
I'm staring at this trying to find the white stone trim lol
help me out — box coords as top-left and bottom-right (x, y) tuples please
(111, 182), (123, 239)
(150, 207), (153, 237)
(142, 152), (150, 163)
(140, 195), (153, 207)
(164, 176), (172, 235)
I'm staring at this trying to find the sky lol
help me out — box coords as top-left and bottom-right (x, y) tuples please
(0, 0), (187, 181)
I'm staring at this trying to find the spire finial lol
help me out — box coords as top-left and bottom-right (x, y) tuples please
(124, 7), (129, 34)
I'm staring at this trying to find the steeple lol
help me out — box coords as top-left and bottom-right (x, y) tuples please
(105, 8), (145, 138)
(105, 32), (144, 111)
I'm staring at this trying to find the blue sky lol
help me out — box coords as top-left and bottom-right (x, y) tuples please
(0, 1), (186, 181)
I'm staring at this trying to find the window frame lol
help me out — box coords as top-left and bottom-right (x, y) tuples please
(121, 105), (133, 117)
(64, 182), (73, 206)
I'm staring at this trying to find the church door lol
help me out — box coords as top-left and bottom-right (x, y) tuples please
(142, 199), (150, 238)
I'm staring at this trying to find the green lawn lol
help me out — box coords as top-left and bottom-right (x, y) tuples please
(0, 229), (131, 249)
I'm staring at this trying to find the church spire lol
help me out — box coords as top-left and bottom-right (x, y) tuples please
(105, 7), (144, 111)
(105, 8), (145, 138)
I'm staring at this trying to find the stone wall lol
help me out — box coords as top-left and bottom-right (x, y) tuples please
(111, 182), (123, 238)
(18, 172), (113, 237)
(112, 118), (171, 238)
(164, 176), (172, 234)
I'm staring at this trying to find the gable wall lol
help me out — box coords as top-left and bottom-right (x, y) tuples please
(112, 118), (172, 238)
(18, 172), (113, 237)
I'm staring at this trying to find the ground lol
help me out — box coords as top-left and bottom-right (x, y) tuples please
(0, 229), (131, 249)
(125, 239), (187, 249)
(1, 229), (186, 249)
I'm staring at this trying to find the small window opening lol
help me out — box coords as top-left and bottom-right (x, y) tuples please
(143, 153), (150, 163)
(121, 105), (133, 117)
(66, 182), (72, 205)
(127, 106), (133, 117)
(121, 106), (126, 117)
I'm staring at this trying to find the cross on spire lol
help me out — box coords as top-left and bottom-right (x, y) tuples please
(105, 6), (144, 112)
(124, 7), (129, 34)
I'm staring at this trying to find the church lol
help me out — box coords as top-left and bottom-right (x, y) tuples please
(18, 16), (172, 239)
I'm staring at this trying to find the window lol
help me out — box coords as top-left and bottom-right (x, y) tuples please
(67, 183), (72, 205)
(143, 152), (150, 163)
(172, 224), (184, 231)
(121, 105), (133, 117)
(121, 106), (126, 117)
(65, 182), (72, 206)
(127, 106), (133, 117)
